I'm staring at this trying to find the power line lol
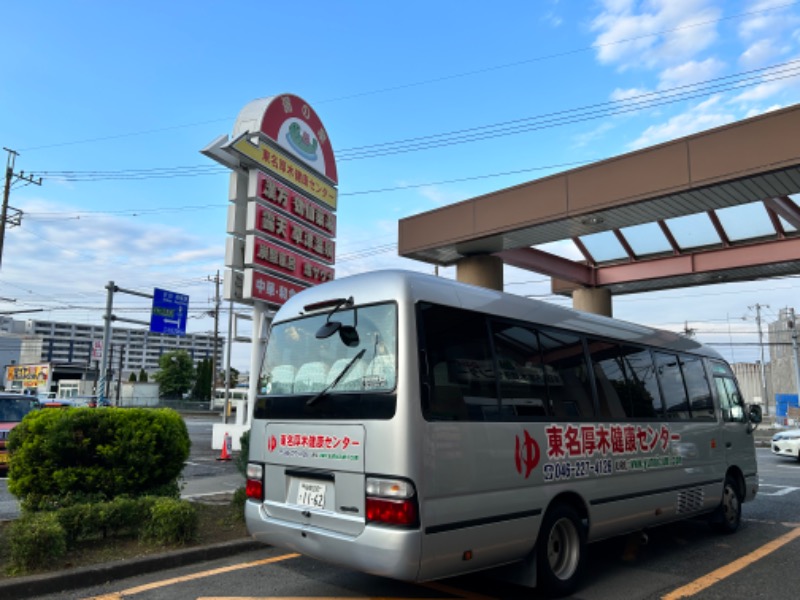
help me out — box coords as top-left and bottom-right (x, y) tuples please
(30, 57), (800, 184)
(16, 1), (799, 154)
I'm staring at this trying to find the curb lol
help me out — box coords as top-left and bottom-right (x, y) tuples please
(0, 538), (262, 600)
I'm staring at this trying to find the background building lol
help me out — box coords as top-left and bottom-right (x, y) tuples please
(1, 316), (223, 382)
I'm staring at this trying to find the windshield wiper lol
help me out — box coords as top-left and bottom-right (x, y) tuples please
(306, 348), (366, 407)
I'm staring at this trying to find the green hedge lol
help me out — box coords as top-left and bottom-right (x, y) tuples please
(7, 407), (190, 511)
(7, 496), (198, 573)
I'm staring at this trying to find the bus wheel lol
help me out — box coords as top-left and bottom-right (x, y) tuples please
(536, 504), (586, 597)
(710, 475), (741, 534)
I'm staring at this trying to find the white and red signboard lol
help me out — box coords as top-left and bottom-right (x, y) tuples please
(245, 235), (334, 286)
(258, 94), (338, 185)
(247, 202), (335, 265)
(249, 170), (336, 237)
(204, 93), (338, 308)
(243, 270), (307, 304)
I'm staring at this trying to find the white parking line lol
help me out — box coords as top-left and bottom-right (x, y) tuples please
(758, 483), (800, 496)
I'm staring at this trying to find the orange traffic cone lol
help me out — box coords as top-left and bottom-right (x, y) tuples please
(217, 431), (232, 461)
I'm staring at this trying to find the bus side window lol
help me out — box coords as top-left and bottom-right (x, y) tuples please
(429, 362), (468, 420)
(655, 352), (691, 420)
(715, 376), (745, 422)
(682, 356), (715, 420)
(586, 339), (628, 420)
(419, 303), (494, 422)
(490, 321), (548, 419)
(539, 328), (593, 419)
(622, 349), (663, 418)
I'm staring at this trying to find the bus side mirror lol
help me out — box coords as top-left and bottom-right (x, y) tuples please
(748, 404), (762, 425)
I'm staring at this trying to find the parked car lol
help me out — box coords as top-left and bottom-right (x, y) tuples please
(38, 399), (76, 409)
(73, 396), (109, 407)
(0, 393), (39, 474)
(771, 429), (800, 461)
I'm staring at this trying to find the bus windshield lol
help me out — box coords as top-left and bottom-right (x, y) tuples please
(256, 302), (397, 420)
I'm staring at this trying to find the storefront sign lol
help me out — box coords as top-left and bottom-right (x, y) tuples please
(245, 235), (334, 286)
(243, 269), (307, 304)
(247, 202), (335, 265)
(229, 135), (337, 210)
(249, 170), (336, 237)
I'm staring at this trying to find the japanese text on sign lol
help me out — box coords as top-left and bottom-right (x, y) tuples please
(252, 171), (337, 236)
(255, 203), (335, 264)
(246, 270), (306, 305)
(230, 135), (337, 209)
(545, 423), (680, 459)
(268, 432), (362, 462)
(249, 236), (334, 285)
(279, 433), (361, 450)
(537, 423), (683, 483)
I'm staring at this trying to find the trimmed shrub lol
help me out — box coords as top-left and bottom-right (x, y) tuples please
(232, 486), (247, 522)
(8, 512), (67, 572)
(8, 407), (190, 511)
(235, 429), (250, 478)
(56, 503), (94, 545)
(98, 496), (155, 537)
(141, 497), (198, 545)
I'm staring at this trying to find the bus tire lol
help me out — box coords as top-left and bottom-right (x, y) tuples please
(710, 475), (741, 534)
(536, 504), (586, 597)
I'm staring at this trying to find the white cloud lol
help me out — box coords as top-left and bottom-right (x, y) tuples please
(731, 56), (800, 104)
(740, 39), (782, 67)
(657, 57), (726, 89)
(572, 120), (615, 148)
(627, 95), (735, 149)
(1, 197), (224, 324)
(417, 185), (462, 206)
(591, 0), (721, 71)
(744, 103), (783, 117)
(611, 86), (652, 101)
(738, 0), (798, 40)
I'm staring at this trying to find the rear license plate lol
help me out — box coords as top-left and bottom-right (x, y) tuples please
(296, 480), (326, 508)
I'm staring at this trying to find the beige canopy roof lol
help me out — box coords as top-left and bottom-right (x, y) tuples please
(398, 104), (800, 296)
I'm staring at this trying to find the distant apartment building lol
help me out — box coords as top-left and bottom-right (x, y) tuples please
(1, 316), (223, 379)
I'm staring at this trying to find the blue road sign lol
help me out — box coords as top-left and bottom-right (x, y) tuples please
(150, 288), (189, 336)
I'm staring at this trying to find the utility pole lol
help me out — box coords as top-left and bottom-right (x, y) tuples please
(1, 148), (40, 270)
(208, 271), (221, 410)
(750, 303), (770, 417)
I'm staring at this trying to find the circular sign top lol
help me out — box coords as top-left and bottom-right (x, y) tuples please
(248, 94), (338, 184)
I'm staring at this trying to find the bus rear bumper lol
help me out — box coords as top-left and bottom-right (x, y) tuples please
(245, 501), (422, 581)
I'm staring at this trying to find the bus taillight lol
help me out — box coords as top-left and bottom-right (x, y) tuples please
(365, 477), (418, 527)
(246, 463), (264, 501)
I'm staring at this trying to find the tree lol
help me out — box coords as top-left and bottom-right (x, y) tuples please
(153, 351), (194, 400)
(128, 372), (137, 383)
(192, 358), (212, 401)
(139, 368), (148, 383)
(228, 367), (240, 388)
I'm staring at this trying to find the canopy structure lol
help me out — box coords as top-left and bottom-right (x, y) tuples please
(398, 104), (800, 300)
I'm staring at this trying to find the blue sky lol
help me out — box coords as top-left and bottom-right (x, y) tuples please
(2, 0), (800, 371)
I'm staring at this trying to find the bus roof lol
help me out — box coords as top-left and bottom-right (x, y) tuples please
(276, 269), (722, 360)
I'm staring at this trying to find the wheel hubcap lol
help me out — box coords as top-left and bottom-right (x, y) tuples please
(723, 485), (740, 525)
(547, 517), (580, 580)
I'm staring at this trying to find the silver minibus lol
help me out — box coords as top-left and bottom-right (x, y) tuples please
(245, 269), (761, 596)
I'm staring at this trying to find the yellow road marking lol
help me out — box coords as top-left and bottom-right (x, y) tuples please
(422, 580), (498, 599)
(662, 526), (800, 599)
(84, 553), (300, 599)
